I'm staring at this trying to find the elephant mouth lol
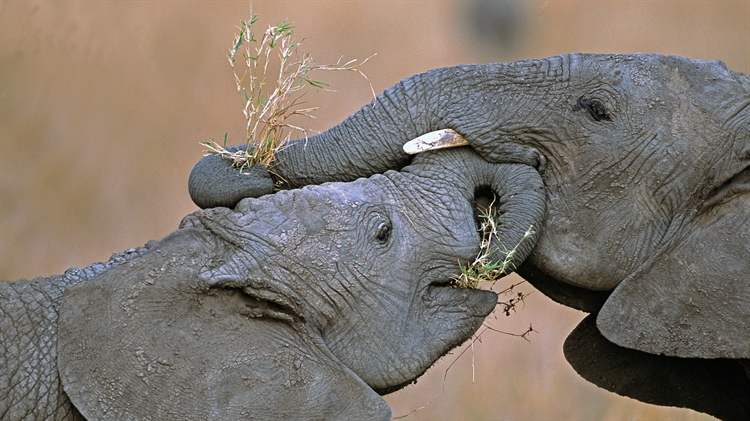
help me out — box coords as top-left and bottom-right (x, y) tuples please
(428, 277), (455, 288)
(367, 274), (496, 396)
(421, 266), (498, 313)
(423, 189), (503, 293)
(423, 280), (497, 311)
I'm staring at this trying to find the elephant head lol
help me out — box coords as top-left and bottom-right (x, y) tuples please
(0, 148), (544, 420)
(189, 53), (750, 362)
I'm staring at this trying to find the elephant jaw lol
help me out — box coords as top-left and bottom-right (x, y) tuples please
(324, 272), (498, 395)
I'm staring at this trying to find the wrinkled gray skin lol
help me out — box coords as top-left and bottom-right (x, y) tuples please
(1, 149), (545, 420)
(190, 53), (750, 418)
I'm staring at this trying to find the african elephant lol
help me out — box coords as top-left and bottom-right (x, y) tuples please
(189, 53), (750, 418)
(1, 148), (545, 420)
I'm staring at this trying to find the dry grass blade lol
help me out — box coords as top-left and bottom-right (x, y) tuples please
(202, 14), (373, 175)
(451, 201), (536, 289)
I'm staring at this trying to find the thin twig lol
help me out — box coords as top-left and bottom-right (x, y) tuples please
(391, 321), (536, 419)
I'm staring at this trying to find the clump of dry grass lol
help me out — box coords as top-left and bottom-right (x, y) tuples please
(203, 14), (373, 172)
(452, 203), (535, 289)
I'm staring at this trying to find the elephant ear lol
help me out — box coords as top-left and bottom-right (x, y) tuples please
(57, 230), (390, 421)
(597, 194), (750, 358)
(565, 314), (750, 421)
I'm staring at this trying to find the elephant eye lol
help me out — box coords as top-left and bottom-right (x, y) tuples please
(375, 222), (392, 244)
(576, 97), (611, 122)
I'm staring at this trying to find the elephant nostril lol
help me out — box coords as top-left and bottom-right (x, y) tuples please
(473, 187), (496, 227)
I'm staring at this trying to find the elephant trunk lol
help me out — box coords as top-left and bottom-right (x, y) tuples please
(410, 148), (546, 277)
(189, 71), (441, 208)
(189, 56), (566, 209)
(480, 163), (545, 271)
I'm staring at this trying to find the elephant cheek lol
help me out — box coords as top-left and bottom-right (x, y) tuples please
(363, 288), (497, 393)
(531, 223), (627, 291)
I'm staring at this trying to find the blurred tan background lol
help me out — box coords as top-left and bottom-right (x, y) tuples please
(1, 1), (747, 419)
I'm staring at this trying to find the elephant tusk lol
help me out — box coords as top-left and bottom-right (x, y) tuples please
(403, 129), (469, 154)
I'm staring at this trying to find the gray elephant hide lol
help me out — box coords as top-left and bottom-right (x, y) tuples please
(4, 148), (544, 420)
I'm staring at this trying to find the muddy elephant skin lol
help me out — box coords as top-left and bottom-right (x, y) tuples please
(1, 148), (545, 420)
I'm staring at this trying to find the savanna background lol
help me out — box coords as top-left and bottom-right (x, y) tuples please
(1, 1), (748, 419)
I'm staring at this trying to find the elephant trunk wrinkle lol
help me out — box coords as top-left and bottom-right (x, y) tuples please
(272, 78), (424, 188)
(188, 58), (569, 209)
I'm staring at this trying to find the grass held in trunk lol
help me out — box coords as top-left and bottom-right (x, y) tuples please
(452, 202), (536, 289)
(202, 14), (373, 175)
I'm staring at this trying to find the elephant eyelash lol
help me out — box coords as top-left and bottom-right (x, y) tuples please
(575, 97), (611, 122)
(376, 222), (392, 244)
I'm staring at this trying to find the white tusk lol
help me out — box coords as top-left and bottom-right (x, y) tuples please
(402, 129), (469, 155)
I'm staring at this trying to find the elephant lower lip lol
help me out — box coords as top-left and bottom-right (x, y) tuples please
(423, 283), (498, 316)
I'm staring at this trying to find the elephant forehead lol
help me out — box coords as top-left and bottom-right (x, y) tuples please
(382, 172), (476, 230)
(573, 54), (746, 109)
(232, 172), (478, 259)
(286, 180), (386, 232)
(232, 179), (389, 251)
(237, 178), (380, 221)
